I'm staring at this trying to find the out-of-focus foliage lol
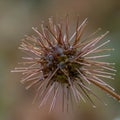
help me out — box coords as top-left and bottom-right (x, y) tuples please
(0, 0), (120, 120)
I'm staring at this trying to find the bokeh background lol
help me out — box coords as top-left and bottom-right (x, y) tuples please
(0, 0), (120, 120)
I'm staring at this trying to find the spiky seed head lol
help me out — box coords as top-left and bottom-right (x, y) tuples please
(12, 16), (120, 112)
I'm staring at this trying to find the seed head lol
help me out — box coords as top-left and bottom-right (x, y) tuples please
(12, 16), (120, 112)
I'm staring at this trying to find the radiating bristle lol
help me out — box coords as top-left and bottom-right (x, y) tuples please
(12, 16), (120, 112)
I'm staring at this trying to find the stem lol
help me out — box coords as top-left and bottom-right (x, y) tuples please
(89, 79), (120, 101)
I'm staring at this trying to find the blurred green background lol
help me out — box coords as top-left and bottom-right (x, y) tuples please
(0, 0), (120, 120)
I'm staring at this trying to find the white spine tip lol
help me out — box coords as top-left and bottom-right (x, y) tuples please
(104, 103), (108, 106)
(93, 105), (96, 108)
(32, 27), (37, 30)
(11, 70), (14, 72)
(84, 18), (88, 22)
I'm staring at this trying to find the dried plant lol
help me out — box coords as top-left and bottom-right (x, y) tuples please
(12, 16), (120, 112)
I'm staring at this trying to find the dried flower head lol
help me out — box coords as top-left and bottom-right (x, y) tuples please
(12, 16), (120, 112)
